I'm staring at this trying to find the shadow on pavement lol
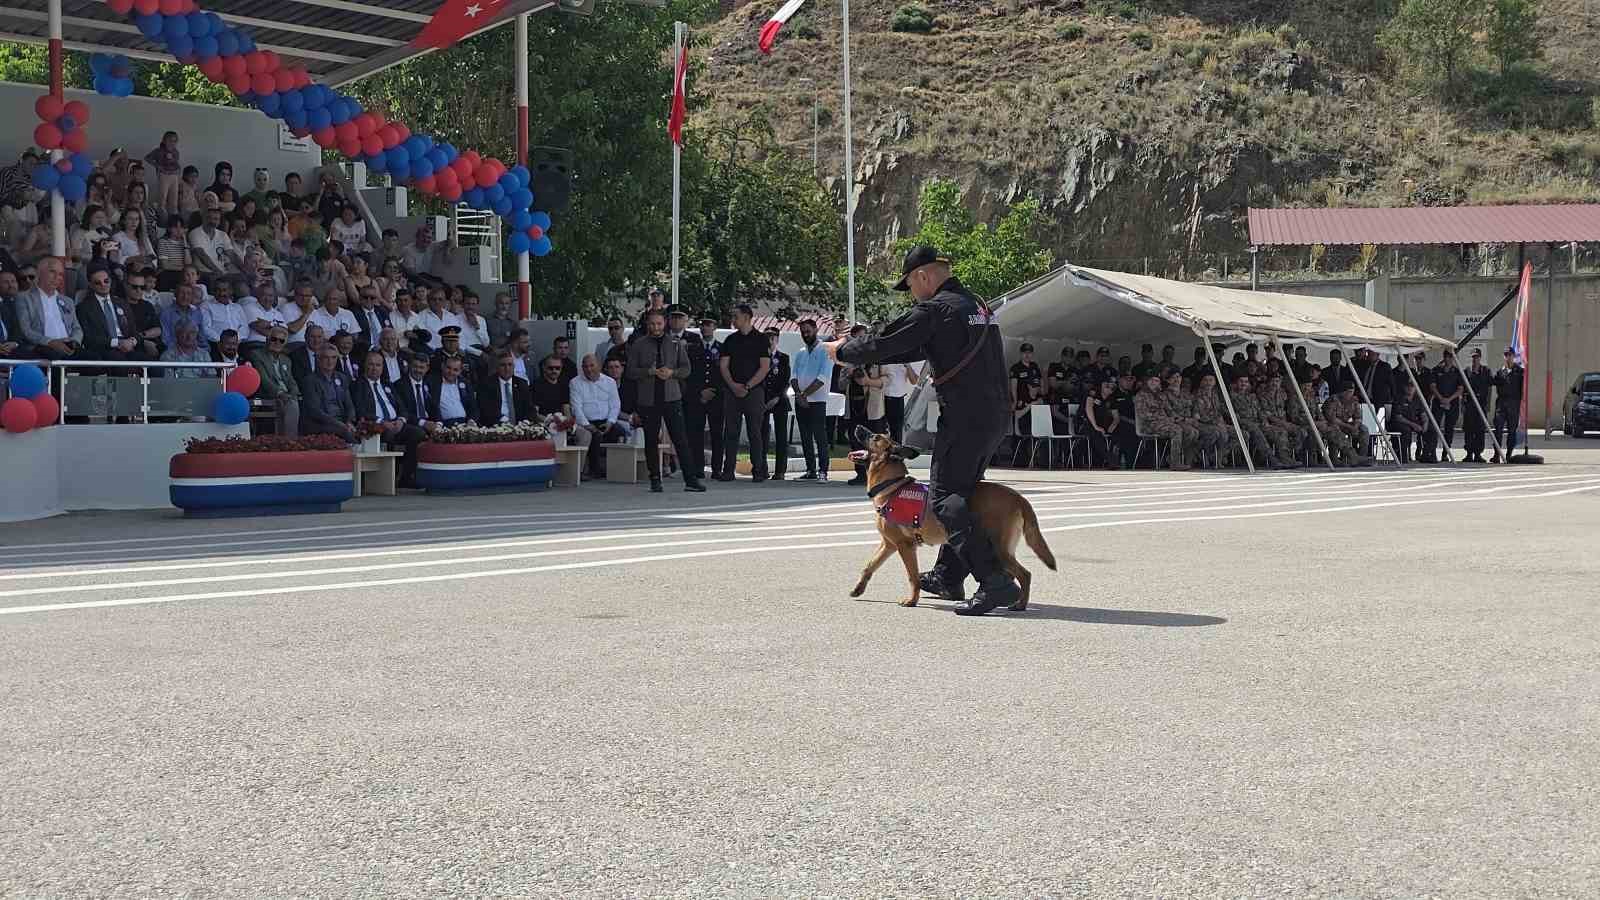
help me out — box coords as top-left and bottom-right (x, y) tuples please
(1024, 605), (1227, 626)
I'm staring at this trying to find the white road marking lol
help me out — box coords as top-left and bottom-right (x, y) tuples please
(2, 481), (1593, 616)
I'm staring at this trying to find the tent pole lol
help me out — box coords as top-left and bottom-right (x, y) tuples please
(1337, 341), (1400, 468)
(1453, 353), (1503, 460)
(1274, 335), (1333, 470)
(1202, 329), (1254, 474)
(1398, 347), (1456, 465)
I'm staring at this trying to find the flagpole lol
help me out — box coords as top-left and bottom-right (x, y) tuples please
(671, 21), (684, 311)
(840, 0), (856, 326)
(514, 11), (531, 320)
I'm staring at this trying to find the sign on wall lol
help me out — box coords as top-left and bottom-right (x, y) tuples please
(278, 122), (314, 153)
(1454, 314), (1493, 341)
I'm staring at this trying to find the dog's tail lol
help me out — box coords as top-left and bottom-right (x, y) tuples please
(1020, 500), (1057, 571)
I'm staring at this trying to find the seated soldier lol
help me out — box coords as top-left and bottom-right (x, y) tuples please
(1132, 373), (1189, 470)
(1390, 380), (1429, 463)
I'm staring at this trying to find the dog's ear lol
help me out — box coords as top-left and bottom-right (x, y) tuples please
(897, 446), (921, 460)
(853, 425), (873, 445)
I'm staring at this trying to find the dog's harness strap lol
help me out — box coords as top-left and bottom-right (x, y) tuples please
(867, 474), (916, 499)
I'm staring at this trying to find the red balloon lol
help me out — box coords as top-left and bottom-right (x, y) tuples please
(290, 127), (311, 138)
(61, 130), (87, 154)
(106, 0), (135, 12)
(391, 123), (410, 143)
(32, 123), (62, 150)
(226, 74), (251, 96)
(222, 55), (247, 79)
(527, 225), (544, 240)
(199, 57), (225, 81)
(273, 69), (295, 92)
(438, 181), (462, 202)
(54, 159), (71, 174)
(250, 73), (275, 95)
(334, 121), (358, 143)
(34, 95), (64, 122)
(244, 52), (265, 75)
(294, 70), (312, 89)
(225, 364), (261, 398)
(1, 397), (37, 434)
(414, 175), (436, 194)
(353, 113), (375, 136)
(474, 163), (498, 187)
(63, 100), (89, 125)
(133, 0), (159, 14)
(359, 134), (381, 156)
(434, 166), (458, 187)
(313, 127), (337, 148)
(338, 140), (361, 159)
(30, 392), (60, 427)
(260, 51), (280, 73)
(449, 156), (474, 180)
(158, 0), (182, 14)
(377, 126), (400, 149)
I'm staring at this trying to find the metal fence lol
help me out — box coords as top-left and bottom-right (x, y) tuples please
(452, 205), (503, 284)
(2, 360), (236, 424)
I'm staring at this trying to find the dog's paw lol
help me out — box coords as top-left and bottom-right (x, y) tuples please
(848, 584), (866, 598)
(898, 597), (919, 607)
(1008, 600), (1028, 612)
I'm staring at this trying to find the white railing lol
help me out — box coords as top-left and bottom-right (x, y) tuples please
(2, 359), (237, 425)
(452, 204), (503, 283)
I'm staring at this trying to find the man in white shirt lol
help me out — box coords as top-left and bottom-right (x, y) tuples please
(882, 361), (918, 442)
(240, 279), (289, 350)
(457, 291), (490, 357)
(17, 256), (85, 364)
(188, 206), (242, 277)
(569, 353), (627, 478)
(284, 281), (318, 344)
(414, 289), (461, 351)
(508, 328), (534, 381)
(390, 289), (422, 345)
(401, 225), (438, 276)
(307, 287), (359, 339)
(789, 318), (835, 480)
(201, 279), (250, 346)
(430, 355), (474, 425)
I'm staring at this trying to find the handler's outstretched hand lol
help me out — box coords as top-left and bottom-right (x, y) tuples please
(823, 337), (849, 362)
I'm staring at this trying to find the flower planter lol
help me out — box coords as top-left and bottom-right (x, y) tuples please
(416, 439), (556, 492)
(169, 449), (355, 517)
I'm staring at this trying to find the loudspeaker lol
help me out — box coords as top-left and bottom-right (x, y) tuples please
(529, 146), (572, 215)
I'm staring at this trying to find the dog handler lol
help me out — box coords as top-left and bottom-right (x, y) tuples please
(825, 246), (1019, 616)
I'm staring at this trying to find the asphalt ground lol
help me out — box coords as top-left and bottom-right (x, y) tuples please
(3, 439), (1599, 898)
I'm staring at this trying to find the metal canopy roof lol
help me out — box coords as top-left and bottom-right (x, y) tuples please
(0, 0), (555, 86)
(1248, 205), (1600, 248)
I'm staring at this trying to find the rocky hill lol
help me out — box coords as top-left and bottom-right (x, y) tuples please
(693, 0), (1600, 280)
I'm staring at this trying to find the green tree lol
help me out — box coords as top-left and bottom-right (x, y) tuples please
(891, 178), (1053, 303)
(1484, 0), (1543, 77)
(0, 42), (92, 89)
(1379, 0), (1487, 94)
(137, 62), (239, 107)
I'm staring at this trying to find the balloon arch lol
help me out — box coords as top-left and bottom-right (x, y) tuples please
(31, 0), (552, 257)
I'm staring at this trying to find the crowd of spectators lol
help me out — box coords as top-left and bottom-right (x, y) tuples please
(1011, 340), (1529, 469)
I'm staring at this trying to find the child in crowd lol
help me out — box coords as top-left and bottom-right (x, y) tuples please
(144, 130), (181, 213)
(177, 166), (201, 221)
(156, 214), (191, 291)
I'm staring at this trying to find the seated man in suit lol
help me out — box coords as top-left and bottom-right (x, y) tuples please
(0, 270), (21, 360)
(425, 354), (476, 427)
(210, 328), (244, 367)
(17, 256), (86, 368)
(250, 325), (300, 437)
(429, 325), (477, 391)
(393, 354), (441, 437)
(291, 324), (326, 384)
(76, 264), (148, 363)
(300, 344), (358, 442)
(120, 270), (165, 360)
(352, 284), (389, 355)
(476, 349), (535, 425)
(354, 350), (426, 487)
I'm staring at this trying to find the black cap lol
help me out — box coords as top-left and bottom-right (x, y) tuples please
(1340, 380), (1356, 391)
(438, 325), (462, 336)
(1504, 346), (1516, 355)
(699, 317), (717, 327)
(667, 306), (686, 318)
(893, 245), (949, 292)
(1470, 347), (1481, 356)
(1020, 342), (1034, 352)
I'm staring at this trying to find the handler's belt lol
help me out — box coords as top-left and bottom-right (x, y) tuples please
(869, 475), (929, 529)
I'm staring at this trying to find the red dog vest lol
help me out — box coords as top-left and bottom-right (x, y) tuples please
(879, 481), (930, 528)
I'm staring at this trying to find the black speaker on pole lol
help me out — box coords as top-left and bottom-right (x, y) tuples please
(529, 146), (572, 217)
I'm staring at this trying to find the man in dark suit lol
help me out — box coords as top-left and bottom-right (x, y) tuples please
(0, 270), (24, 360)
(424, 354), (477, 426)
(430, 325), (477, 391)
(210, 329), (243, 367)
(76, 265), (146, 364)
(300, 344), (358, 442)
(291, 325), (326, 385)
(120, 270), (164, 359)
(477, 349), (535, 425)
(393, 355), (438, 433)
(761, 326), (792, 480)
(354, 350), (426, 486)
(352, 285), (390, 355)
(671, 308), (708, 483)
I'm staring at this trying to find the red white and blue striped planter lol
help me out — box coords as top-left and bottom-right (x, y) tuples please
(416, 440), (556, 493)
(169, 450), (355, 518)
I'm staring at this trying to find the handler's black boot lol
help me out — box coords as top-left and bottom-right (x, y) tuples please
(918, 570), (964, 602)
(954, 574), (1019, 617)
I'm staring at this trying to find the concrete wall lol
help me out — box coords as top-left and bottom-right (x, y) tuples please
(0, 82), (319, 191)
(1262, 274), (1600, 428)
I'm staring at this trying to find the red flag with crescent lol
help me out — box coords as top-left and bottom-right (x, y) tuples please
(413, 0), (507, 51)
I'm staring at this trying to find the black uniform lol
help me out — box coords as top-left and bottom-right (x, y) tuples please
(698, 337), (724, 475)
(1009, 359), (1042, 437)
(1411, 362), (1439, 460)
(1463, 362), (1494, 458)
(678, 329), (709, 481)
(1431, 363), (1464, 453)
(837, 277), (1009, 590)
(1493, 362), (1525, 456)
(763, 348), (791, 478)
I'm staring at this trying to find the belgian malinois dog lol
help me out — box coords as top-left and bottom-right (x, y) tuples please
(848, 429), (1057, 610)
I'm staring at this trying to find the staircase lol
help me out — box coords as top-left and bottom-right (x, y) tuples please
(336, 162), (509, 295)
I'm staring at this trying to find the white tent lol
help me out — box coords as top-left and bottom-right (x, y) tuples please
(992, 264), (1481, 471)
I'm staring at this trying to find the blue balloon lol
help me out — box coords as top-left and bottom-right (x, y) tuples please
(237, 32), (255, 53)
(507, 232), (531, 255)
(385, 147), (408, 169)
(403, 136), (426, 159)
(389, 159), (410, 181)
(283, 108), (308, 130)
(365, 151), (387, 174)
(529, 211), (552, 231)
(257, 93), (282, 117)
(136, 14), (164, 39)
(484, 184), (505, 203)
(308, 107), (332, 131)
(329, 104), (350, 126)
(426, 148), (448, 169)
(343, 99), (362, 119)
(510, 165), (531, 188)
(530, 236), (552, 257)
(8, 364), (46, 400)
(90, 54), (111, 77)
(213, 391), (250, 425)
(492, 196), (514, 217)
(205, 13), (224, 36)
(511, 188), (533, 209)
(281, 89), (304, 113)
(194, 35), (218, 59)
(437, 143), (458, 163)
(69, 153), (93, 177)
(497, 173), (518, 192)
(117, 80), (134, 97)
(30, 163), (59, 191)
(164, 14), (190, 39)
(511, 210), (533, 230)
(463, 187), (486, 209)
(188, 12), (210, 38)
(410, 158), (434, 179)
(57, 114), (77, 132)
(299, 85), (323, 110)
(216, 29), (239, 56)
(168, 34), (194, 60)
(58, 174), (86, 204)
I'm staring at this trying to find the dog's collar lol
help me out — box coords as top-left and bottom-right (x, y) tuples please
(866, 474), (917, 499)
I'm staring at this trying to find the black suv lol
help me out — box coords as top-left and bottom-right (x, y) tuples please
(1561, 372), (1600, 437)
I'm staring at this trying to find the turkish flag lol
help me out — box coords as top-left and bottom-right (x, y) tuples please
(412, 0), (507, 51)
(668, 39), (688, 146)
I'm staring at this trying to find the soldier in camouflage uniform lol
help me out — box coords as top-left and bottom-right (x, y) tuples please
(1322, 381), (1372, 463)
(1292, 380), (1353, 466)
(1261, 372), (1307, 458)
(1191, 372), (1234, 462)
(1229, 374), (1302, 469)
(1133, 373), (1190, 469)
(1163, 368), (1208, 464)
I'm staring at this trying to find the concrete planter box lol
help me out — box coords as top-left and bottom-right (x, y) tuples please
(416, 440), (556, 492)
(169, 450), (355, 517)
